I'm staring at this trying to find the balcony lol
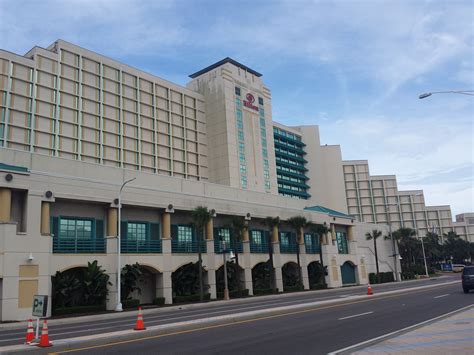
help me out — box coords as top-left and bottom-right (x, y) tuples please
(121, 239), (162, 253)
(214, 238), (243, 254)
(171, 239), (207, 253)
(279, 232), (298, 254)
(53, 237), (106, 254)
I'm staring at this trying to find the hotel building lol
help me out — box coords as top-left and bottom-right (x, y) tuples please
(0, 40), (467, 321)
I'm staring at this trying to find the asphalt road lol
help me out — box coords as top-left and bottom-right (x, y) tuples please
(0, 274), (462, 348)
(46, 281), (472, 355)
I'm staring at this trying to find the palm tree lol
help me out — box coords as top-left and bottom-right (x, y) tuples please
(287, 216), (308, 286)
(191, 206), (212, 301)
(230, 216), (247, 291)
(264, 216), (280, 292)
(366, 229), (383, 284)
(391, 227), (417, 268)
(309, 223), (329, 287)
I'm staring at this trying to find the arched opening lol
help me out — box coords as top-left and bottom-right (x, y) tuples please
(282, 262), (302, 291)
(307, 261), (325, 289)
(252, 261), (272, 294)
(172, 262), (208, 302)
(341, 261), (357, 285)
(126, 265), (162, 305)
(215, 262), (246, 298)
(51, 260), (110, 315)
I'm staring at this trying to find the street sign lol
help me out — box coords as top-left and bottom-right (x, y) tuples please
(32, 295), (48, 317)
(441, 263), (453, 272)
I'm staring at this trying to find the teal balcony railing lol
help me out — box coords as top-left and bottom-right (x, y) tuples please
(53, 237), (106, 254)
(171, 239), (207, 253)
(250, 240), (270, 253)
(214, 239), (243, 254)
(121, 239), (162, 253)
(279, 233), (298, 254)
(305, 234), (321, 254)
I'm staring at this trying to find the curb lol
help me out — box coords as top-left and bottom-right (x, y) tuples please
(0, 275), (448, 330)
(0, 280), (459, 353)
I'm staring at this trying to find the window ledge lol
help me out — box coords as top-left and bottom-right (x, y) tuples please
(16, 232), (27, 235)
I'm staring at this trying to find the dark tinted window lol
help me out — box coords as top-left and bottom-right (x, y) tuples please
(463, 267), (474, 275)
(258, 97), (264, 105)
(235, 86), (241, 96)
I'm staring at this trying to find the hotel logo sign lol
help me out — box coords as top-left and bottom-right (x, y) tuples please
(243, 93), (259, 111)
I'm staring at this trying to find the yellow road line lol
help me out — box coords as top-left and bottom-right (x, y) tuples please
(49, 283), (456, 354)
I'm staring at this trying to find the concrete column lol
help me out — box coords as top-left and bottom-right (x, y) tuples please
(157, 270), (173, 304)
(297, 227), (304, 245)
(106, 236), (119, 310)
(161, 238), (173, 303)
(206, 218), (214, 240)
(274, 267), (283, 292)
(0, 188), (11, 222)
(206, 239), (216, 299)
(272, 225), (279, 243)
(162, 212), (171, 239)
(242, 227), (249, 242)
(331, 224), (336, 242)
(301, 262), (310, 290)
(242, 241), (253, 295)
(347, 226), (354, 241)
(107, 207), (117, 236)
(40, 201), (50, 235)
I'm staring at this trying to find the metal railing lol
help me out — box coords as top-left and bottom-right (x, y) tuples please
(171, 239), (207, 253)
(121, 239), (162, 254)
(53, 238), (106, 254)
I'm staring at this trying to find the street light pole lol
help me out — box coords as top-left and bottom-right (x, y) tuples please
(384, 196), (400, 282)
(222, 240), (230, 300)
(419, 90), (474, 99)
(115, 177), (136, 312)
(420, 235), (429, 278)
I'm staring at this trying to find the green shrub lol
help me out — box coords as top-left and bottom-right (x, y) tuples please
(173, 293), (211, 303)
(401, 271), (416, 280)
(253, 288), (279, 295)
(284, 284), (304, 292)
(122, 298), (140, 309)
(310, 283), (327, 290)
(53, 304), (106, 316)
(369, 272), (395, 284)
(153, 297), (166, 306)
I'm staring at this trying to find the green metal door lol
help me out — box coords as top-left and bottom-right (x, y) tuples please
(341, 262), (356, 284)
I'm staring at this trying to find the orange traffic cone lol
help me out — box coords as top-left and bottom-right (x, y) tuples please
(24, 319), (35, 344)
(134, 307), (146, 331)
(367, 283), (373, 295)
(37, 319), (52, 347)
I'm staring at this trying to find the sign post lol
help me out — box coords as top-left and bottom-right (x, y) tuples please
(32, 295), (48, 340)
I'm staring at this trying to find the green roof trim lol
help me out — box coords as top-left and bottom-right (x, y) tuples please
(0, 163), (29, 174)
(304, 205), (353, 219)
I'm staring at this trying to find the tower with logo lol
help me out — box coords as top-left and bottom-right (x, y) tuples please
(188, 58), (278, 194)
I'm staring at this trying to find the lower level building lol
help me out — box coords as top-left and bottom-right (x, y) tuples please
(0, 148), (397, 321)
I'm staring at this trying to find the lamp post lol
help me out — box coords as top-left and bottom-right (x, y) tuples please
(384, 198), (400, 282)
(221, 239), (230, 300)
(115, 177), (136, 312)
(419, 90), (474, 99)
(419, 234), (429, 278)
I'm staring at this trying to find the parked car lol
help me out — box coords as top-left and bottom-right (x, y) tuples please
(452, 264), (465, 273)
(462, 266), (474, 293)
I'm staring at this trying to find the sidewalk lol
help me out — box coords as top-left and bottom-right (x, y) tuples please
(353, 307), (473, 354)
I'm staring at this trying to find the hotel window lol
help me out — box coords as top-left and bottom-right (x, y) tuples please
(235, 86), (241, 96)
(178, 225), (193, 243)
(258, 97), (264, 105)
(59, 218), (93, 239)
(336, 231), (349, 254)
(127, 222), (147, 243)
(251, 230), (263, 245)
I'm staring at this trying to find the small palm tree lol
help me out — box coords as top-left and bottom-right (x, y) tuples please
(230, 216), (247, 291)
(264, 216), (280, 292)
(309, 223), (329, 287)
(391, 227), (416, 268)
(287, 216), (308, 286)
(191, 206), (212, 301)
(366, 229), (383, 284)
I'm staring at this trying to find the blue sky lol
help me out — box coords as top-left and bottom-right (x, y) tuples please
(1, 0), (473, 217)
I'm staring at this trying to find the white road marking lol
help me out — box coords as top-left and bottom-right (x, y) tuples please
(338, 311), (373, 320)
(434, 294), (449, 299)
(328, 304), (473, 354)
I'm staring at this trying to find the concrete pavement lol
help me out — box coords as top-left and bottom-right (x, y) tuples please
(352, 306), (473, 354)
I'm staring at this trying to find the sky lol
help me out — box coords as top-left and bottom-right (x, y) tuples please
(1, 0), (473, 217)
